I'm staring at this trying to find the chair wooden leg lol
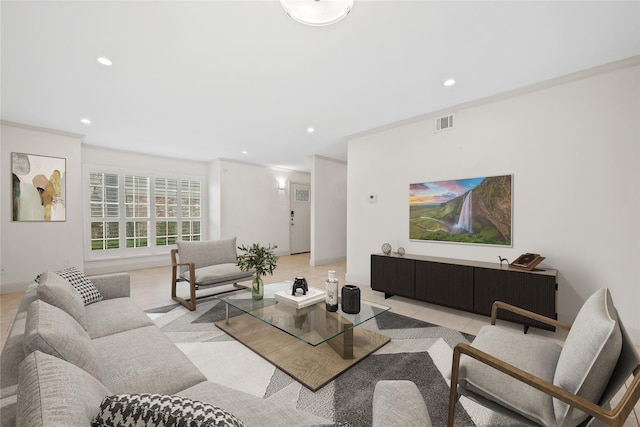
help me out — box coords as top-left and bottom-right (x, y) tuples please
(448, 345), (462, 427)
(172, 295), (196, 311)
(171, 276), (197, 311)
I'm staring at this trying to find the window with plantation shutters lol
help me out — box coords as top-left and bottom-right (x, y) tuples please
(155, 178), (178, 246)
(90, 172), (120, 250)
(87, 169), (202, 259)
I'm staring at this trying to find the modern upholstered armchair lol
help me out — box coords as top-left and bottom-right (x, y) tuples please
(171, 237), (255, 310)
(448, 288), (640, 427)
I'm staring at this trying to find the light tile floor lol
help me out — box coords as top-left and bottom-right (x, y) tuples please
(1, 253), (639, 425)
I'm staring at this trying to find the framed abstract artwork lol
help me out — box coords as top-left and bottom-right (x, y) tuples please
(11, 152), (66, 221)
(409, 174), (512, 246)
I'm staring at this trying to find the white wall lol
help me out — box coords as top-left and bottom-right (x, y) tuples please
(82, 145), (209, 275)
(311, 155), (347, 265)
(1, 122), (84, 293)
(210, 159), (310, 255)
(346, 60), (640, 343)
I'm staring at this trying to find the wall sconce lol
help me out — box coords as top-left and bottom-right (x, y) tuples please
(277, 180), (286, 191)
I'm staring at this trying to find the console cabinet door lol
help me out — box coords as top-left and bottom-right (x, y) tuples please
(415, 262), (473, 311)
(371, 255), (415, 298)
(474, 268), (556, 330)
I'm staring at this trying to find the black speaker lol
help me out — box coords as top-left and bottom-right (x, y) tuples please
(341, 285), (361, 314)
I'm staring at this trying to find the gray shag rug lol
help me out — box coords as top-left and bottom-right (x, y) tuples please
(147, 297), (518, 427)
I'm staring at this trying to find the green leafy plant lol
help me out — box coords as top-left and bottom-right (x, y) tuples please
(236, 243), (279, 277)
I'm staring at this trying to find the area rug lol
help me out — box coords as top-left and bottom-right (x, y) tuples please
(147, 297), (519, 427)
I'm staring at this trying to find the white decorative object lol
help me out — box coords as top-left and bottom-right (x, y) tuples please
(325, 270), (339, 312)
(397, 247), (405, 256)
(381, 243), (392, 255)
(275, 287), (326, 309)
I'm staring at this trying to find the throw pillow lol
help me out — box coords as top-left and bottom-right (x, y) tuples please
(55, 266), (104, 305)
(91, 393), (246, 427)
(553, 288), (622, 426)
(36, 270), (87, 328)
(177, 238), (238, 274)
(38, 267), (103, 305)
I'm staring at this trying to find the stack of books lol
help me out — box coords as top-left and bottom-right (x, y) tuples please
(274, 287), (326, 309)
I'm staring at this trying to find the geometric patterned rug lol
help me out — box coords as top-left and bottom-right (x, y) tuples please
(147, 297), (519, 427)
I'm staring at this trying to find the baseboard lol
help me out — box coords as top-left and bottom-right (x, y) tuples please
(0, 281), (31, 295)
(310, 255), (346, 266)
(83, 255), (169, 276)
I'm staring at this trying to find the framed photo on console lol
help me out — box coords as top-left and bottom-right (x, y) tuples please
(510, 253), (545, 271)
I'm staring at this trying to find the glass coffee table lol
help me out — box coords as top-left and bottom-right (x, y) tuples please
(218, 281), (390, 359)
(214, 281), (391, 390)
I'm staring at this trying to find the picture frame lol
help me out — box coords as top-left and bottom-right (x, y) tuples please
(11, 152), (66, 221)
(510, 253), (545, 271)
(409, 174), (512, 246)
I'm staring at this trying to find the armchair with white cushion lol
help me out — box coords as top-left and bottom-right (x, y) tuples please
(170, 237), (255, 310)
(448, 288), (640, 427)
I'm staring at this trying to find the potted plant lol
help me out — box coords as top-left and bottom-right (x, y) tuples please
(237, 243), (278, 300)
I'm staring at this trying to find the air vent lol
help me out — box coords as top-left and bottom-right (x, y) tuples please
(435, 114), (455, 132)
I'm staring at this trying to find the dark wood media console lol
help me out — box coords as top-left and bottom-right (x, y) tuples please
(371, 253), (558, 332)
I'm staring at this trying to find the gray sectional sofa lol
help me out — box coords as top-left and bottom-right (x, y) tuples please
(0, 270), (330, 426)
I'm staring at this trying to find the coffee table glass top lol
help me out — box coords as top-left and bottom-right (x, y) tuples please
(217, 281), (390, 347)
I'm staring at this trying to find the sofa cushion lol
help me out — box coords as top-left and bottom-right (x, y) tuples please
(181, 263), (254, 286)
(91, 393), (246, 427)
(36, 271), (87, 328)
(84, 297), (155, 339)
(93, 325), (206, 395)
(177, 237), (238, 274)
(553, 288), (622, 426)
(458, 325), (562, 426)
(23, 300), (105, 382)
(17, 351), (110, 427)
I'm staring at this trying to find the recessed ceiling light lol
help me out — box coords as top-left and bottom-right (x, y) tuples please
(443, 79), (456, 87)
(242, 150), (248, 155)
(97, 56), (112, 66)
(281, 0), (354, 26)
(307, 127), (315, 133)
(80, 118), (92, 125)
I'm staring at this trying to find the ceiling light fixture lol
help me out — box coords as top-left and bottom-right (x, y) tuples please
(443, 79), (456, 87)
(307, 127), (315, 133)
(280, 0), (354, 26)
(80, 118), (92, 125)
(242, 150), (248, 155)
(97, 56), (112, 66)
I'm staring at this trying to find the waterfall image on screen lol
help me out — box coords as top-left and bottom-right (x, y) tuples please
(409, 175), (512, 246)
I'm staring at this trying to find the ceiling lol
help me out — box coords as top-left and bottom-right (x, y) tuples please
(2, 1), (639, 172)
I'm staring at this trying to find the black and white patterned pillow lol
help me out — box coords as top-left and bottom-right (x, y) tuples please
(91, 393), (246, 427)
(37, 267), (103, 305)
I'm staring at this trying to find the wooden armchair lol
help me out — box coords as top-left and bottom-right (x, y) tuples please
(171, 237), (254, 310)
(448, 289), (640, 427)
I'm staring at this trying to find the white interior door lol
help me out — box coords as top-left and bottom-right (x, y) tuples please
(290, 183), (311, 254)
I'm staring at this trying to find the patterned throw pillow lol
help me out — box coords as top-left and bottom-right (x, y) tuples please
(37, 267), (103, 305)
(91, 394), (246, 427)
